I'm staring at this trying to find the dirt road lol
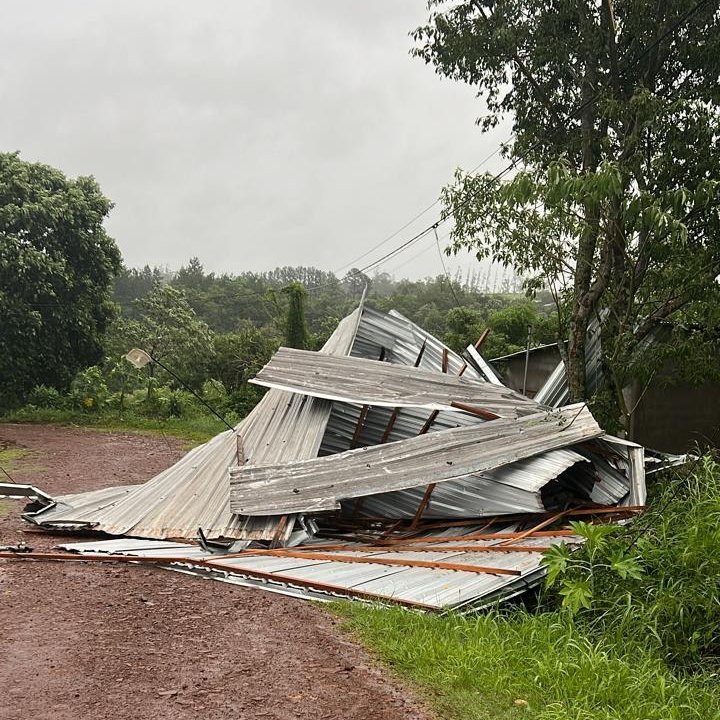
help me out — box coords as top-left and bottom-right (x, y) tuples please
(0, 424), (429, 720)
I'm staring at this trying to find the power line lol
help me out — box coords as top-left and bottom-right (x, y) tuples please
(332, 0), (715, 281)
(434, 225), (463, 308)
(332, 142), (510, 276)
(383, 233), (439, 276)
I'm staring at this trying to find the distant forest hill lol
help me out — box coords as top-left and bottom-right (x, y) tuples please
(112, 258), (557, 360)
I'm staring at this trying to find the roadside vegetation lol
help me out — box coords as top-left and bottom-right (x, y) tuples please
(335, 456), (720, 720)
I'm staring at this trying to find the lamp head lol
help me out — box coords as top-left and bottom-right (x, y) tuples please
(125, 348), (152, 369)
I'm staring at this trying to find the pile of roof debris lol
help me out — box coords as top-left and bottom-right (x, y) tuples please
(3, 300), (655, 611)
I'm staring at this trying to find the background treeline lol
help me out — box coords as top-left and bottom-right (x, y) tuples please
(15, 257), (556, 425)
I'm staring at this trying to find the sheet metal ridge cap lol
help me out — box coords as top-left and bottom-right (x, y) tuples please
(0, 482), (54, 505)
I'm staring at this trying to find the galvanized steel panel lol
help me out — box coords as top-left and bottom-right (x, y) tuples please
(250, 346), (536, 415)
(230, 404), (603, 515)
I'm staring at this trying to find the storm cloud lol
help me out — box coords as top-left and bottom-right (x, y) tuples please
(1, 1), (510, 278)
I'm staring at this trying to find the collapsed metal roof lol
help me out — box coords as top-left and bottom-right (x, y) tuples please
(19, 301), (649, 609)
(26, 305), (363, 542)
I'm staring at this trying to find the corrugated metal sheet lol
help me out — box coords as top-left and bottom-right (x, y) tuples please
(25, 302), (642, 560)
(355, 448), (591, 518)
(352, 307), (485, 380)
(250, 346), (538, 415)
(229, 404), (603, 515)
(23, 484), (139, 526)
(0, 483), (54, 504)
(57, 529), (585, 611)
(27, 306), (364, 542)
(465, 344), (503, 385)
(535, 317), (603, 407)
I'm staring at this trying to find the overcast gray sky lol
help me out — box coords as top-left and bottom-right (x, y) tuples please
(1, 1), (512, 280)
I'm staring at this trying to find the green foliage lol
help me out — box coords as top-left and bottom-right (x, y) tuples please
(335, 604), (720, 720)
(330, 457), (720, 719)
(0, 405), (223, 445)
(201, 379), (228, 410)
(112, 264), (168, 316)
(541, 456), (720, 667)
(69, 366), (109, 412)
(210, 328), (279, 393)
(542, 521), (641, 614)
(413, 1), (720, 426)
(0, 152), (121, 404)
(107, 281), (215, 393)
(282, 282), (310, 349)
(442, 307), (486, 353)
(26, 385), (65, 409)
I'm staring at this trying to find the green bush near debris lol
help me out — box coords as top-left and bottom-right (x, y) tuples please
(333, 457), (720, 720)
(336, 603), (720, 720)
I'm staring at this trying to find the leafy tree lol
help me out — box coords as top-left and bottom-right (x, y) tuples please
(413, 1), (720, 430)
(484, 302), (556, 358)
(113, 264), (167, 316)
(115, 282), (214, 393)
(0, 152), (121, 404)
(282, 282), (310, 349)
(442, 306), (485, 352)
(174, 256), (213, 293)
(210, 326), (279, 394)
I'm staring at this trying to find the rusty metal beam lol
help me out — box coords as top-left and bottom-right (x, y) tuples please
(379, 340), (428, 444)
(409, 483), (437, 529)
(449, 401), (501, 421)
(498, 511), (567, 546)
(224, 548), (521, 576)
(380, 407), (401, 443)
(0, 551), (439, 611)
(350, 404), (370, 449)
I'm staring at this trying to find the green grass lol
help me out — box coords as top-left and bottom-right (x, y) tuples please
(0, 407), (225, 445)
(0, 447), (31, 467)
(333, 603), (720, 720)
(0, 448), (34, 515)
(331, 459), (720, 720)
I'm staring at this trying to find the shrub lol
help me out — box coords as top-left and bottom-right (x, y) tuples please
(26, 385), (65, 409)
(202, 379), (228, 410)
(542, 455), (720, 668)
(69, 366), (109, 411)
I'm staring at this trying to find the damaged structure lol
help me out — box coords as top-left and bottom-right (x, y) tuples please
(4, 301), (649, 611)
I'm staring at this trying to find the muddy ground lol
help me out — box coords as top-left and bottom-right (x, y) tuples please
(0, 424), (430, 720)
